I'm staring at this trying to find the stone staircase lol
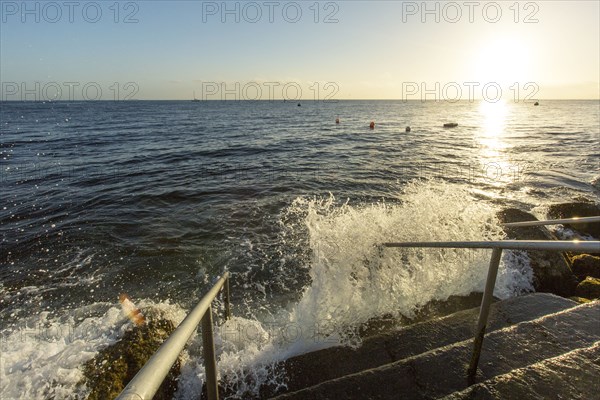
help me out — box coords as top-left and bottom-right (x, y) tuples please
(442, 343), (600, 399)
(264, 293), (599, 399)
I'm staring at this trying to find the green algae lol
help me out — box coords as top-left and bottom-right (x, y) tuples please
(80, 319), (181, 400)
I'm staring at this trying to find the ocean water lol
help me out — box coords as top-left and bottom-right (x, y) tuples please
(1, 99), (599, 398)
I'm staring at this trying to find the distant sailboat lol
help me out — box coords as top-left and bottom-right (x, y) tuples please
(192, 91), (200, 102)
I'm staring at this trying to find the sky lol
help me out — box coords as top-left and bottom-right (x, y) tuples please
(1, 0), (599, 100)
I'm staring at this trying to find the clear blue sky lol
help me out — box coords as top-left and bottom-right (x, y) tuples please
(1, 1), (599, 100)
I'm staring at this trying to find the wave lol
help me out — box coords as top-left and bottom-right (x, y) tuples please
(0, 180), (535, 399)
(178, 180), (534, 397)
(0, 299), (187, 399)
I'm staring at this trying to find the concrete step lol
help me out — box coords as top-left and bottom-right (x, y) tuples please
(264, 293), (575, 397)
(271, 300), (600, 400)
(441, 341), (600, 400)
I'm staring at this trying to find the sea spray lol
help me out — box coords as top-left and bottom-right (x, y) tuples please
(0, 180), (535, 399)
(176, 180), (535, 398)
(284, 180), (507, 347)
(0, 300), (186, 399)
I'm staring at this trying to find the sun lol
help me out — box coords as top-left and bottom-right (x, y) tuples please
(472, 37), (532, 85)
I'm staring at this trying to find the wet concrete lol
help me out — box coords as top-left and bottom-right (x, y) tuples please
(272, 299), (599, 400)
(442, 342), (600, 400)
(265, 294), (575, 398)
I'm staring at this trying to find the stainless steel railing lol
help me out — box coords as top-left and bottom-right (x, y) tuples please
(116, 271), (231, 400)
(502, 215), (600, 228)
(115, 216), (598, 396)
(382, 235), (599, 381)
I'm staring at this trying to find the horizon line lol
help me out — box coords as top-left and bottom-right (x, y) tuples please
(1, 98), (599, 102)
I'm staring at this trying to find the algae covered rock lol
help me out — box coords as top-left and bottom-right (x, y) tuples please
(575, 277), (600, 300)
(569, 296), (592, 304)
(81, 318), (180, 400)
(571, 255), (600, 280)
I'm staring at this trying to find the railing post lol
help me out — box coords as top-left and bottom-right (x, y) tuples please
(202, 305), (219, 400)
(468, 247), (502, 382)
(224, 276), (231, 320)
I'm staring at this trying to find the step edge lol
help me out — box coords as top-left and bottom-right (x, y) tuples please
(437, 340), (600, 400)
(270, 300), (599, 399)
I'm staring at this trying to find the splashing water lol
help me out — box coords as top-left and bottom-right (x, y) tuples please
(283, 180), (517, 347)
(1, 180), (534, 399)
(0, 300), (187, 400)
(176, 180), (534, 397)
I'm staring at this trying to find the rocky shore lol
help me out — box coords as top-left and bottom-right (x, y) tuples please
(499, 201), (600, 303)
(78, 201), (599, 399)
(79, 318), (180, 400)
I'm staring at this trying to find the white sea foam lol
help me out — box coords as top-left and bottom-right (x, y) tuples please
(1, 304), (122, 399)
(279, 180), (529, 348)
(2, 180), (535, 399)
(0, 299), (186, 400)
(175, 180), (536, 398)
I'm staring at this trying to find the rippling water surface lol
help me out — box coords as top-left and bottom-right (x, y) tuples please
(1, 100), (599, 398)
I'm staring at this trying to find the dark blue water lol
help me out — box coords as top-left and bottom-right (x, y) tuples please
(0, 100), (599, 398)
(2, 99), (599, 308)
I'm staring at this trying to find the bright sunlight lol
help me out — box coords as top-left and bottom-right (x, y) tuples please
(472, 37), (532, 85)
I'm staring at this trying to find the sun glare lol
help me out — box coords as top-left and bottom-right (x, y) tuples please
(475, 100), (514, 187)
(477, 100), (509, 154)
(473, 37), (532, 85)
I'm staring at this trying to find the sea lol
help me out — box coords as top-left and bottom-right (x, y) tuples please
(1, 99), (599, 399)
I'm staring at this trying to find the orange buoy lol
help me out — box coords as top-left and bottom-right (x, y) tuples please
(369, 121), (375, 129)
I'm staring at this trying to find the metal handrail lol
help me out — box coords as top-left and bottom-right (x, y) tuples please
(381, 239), (600, 381)
(502, 216), (600, 228)
(117, 271), (231, 400)
(113, 216), (598, 396)
(382, 240), (600, 252)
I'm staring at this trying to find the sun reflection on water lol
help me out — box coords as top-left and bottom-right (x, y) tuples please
(478, 100), (509, 154)
(475, 100), (517, 188)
